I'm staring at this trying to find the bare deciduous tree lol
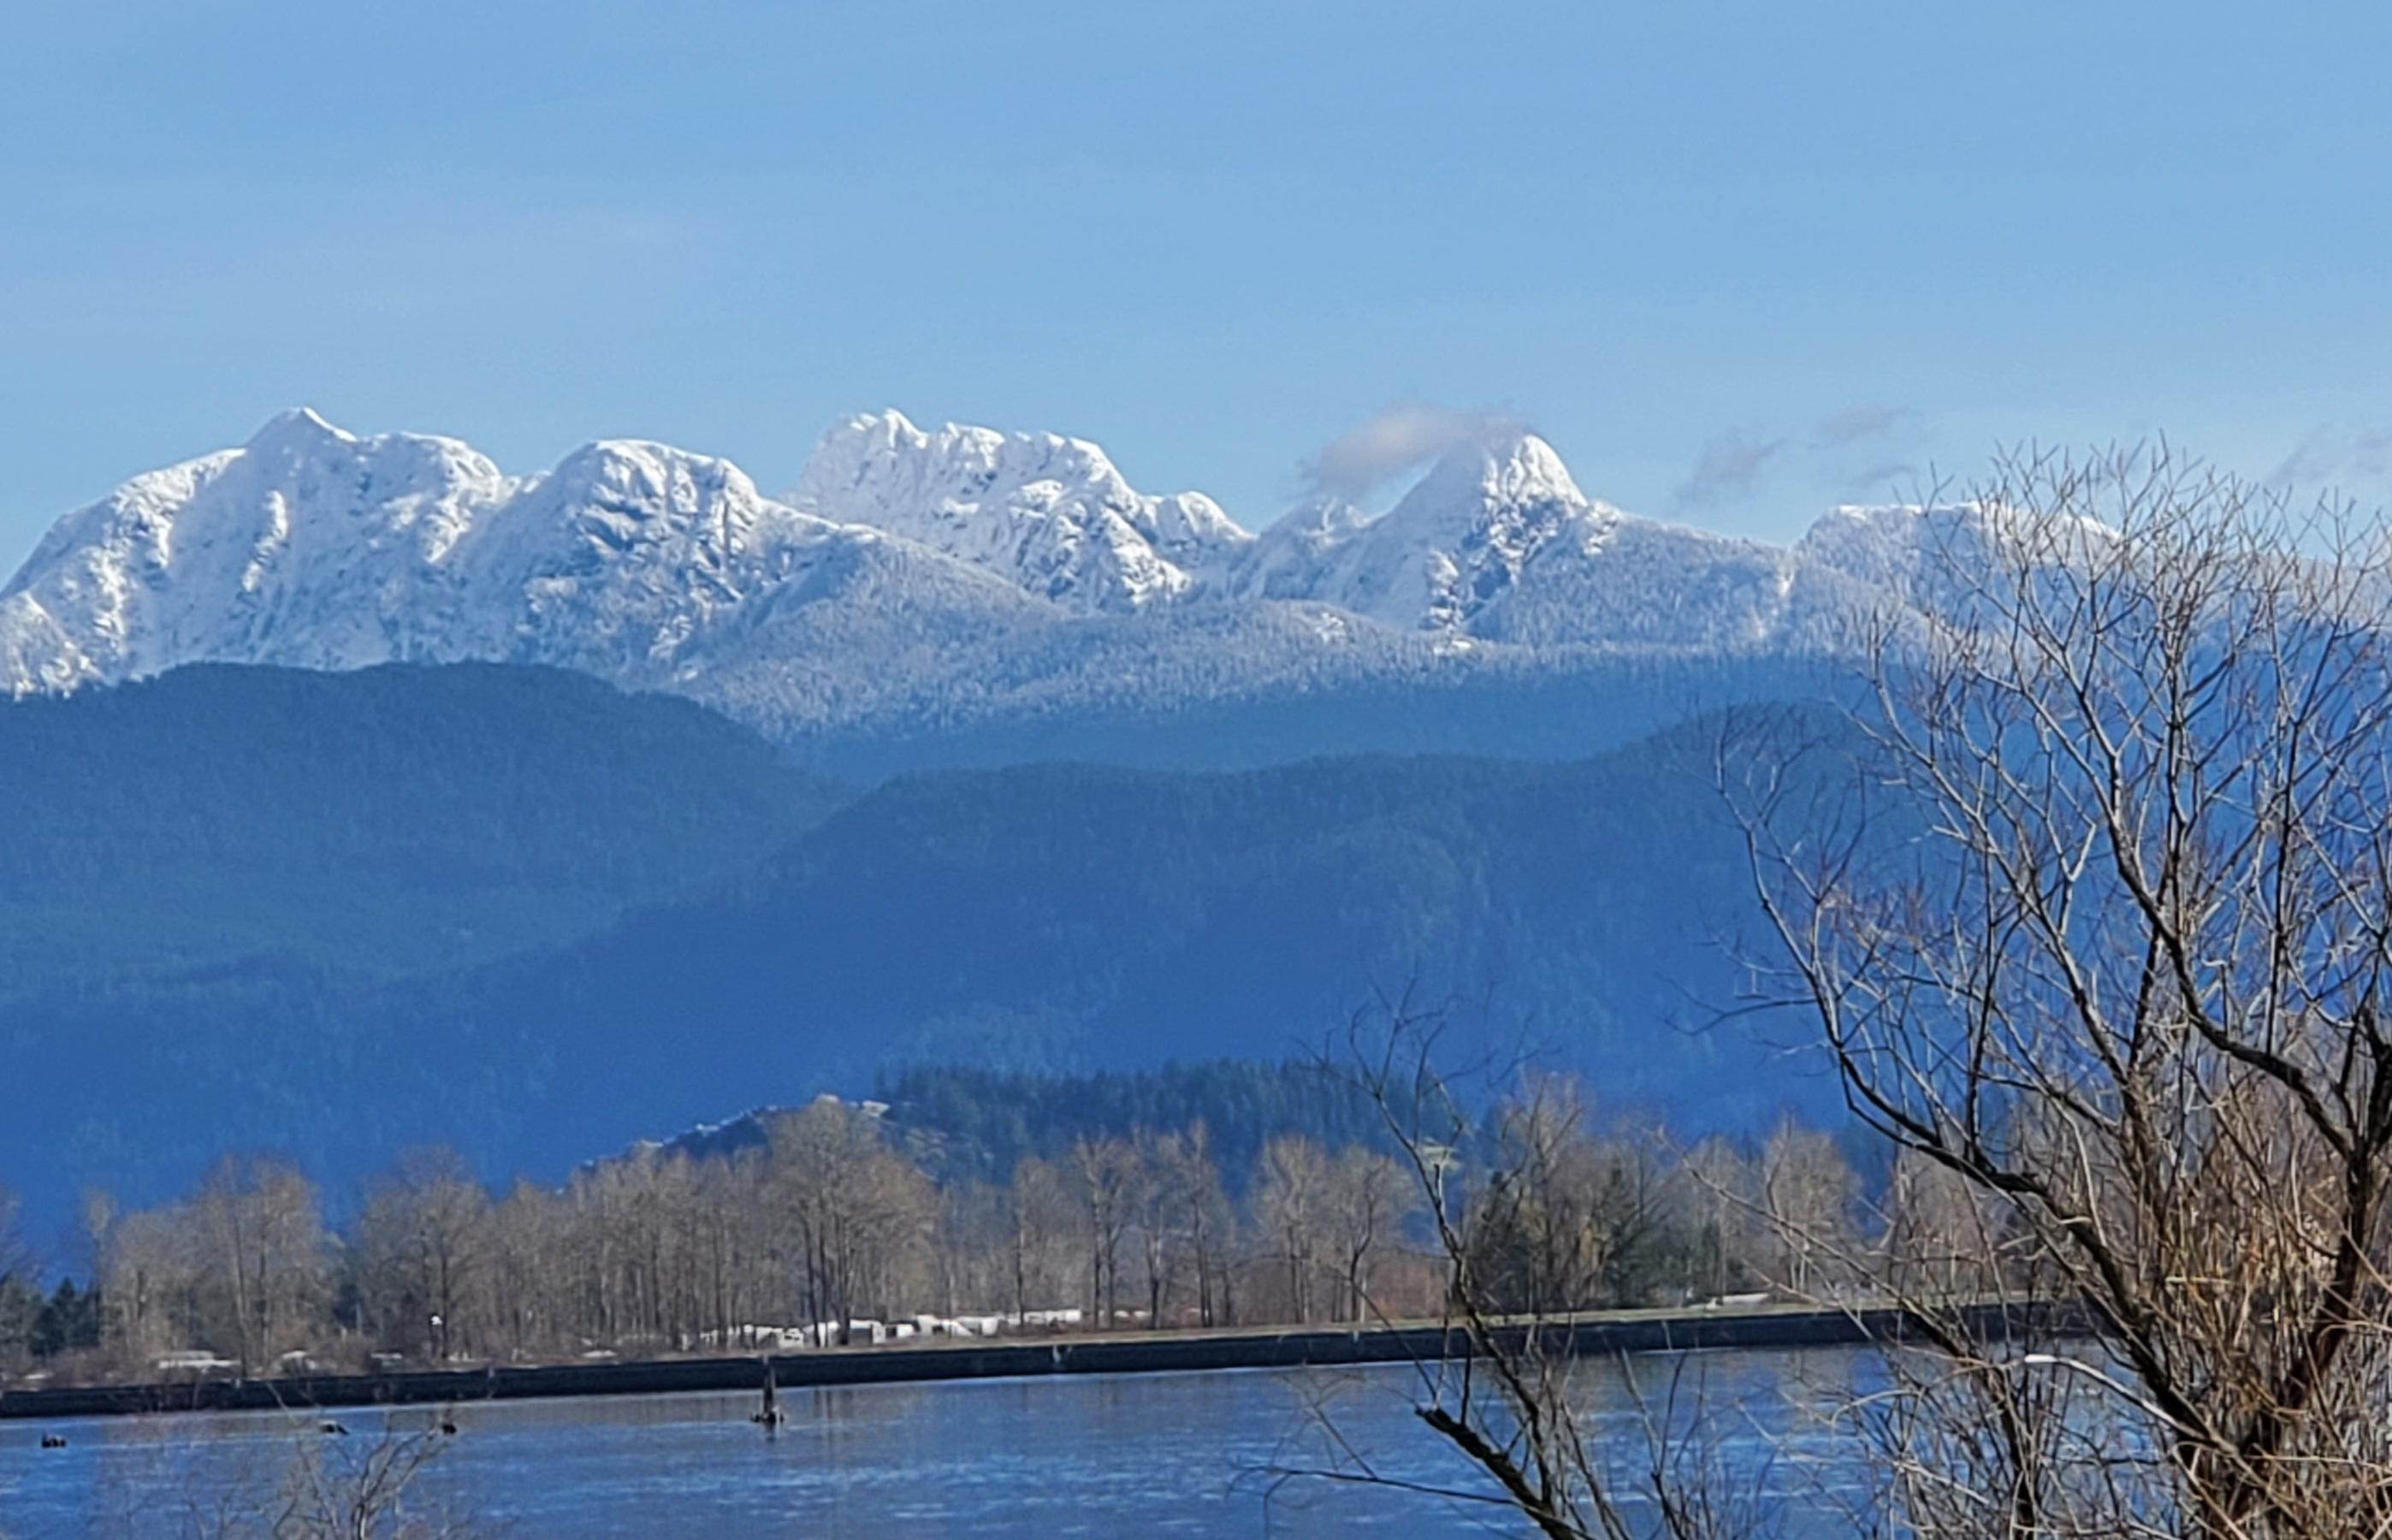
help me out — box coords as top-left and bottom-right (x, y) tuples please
(1754, 1116), (1856, 1300)
(1323, 1145), (1414, 1324)
(192, 1155), (328, 1378)
(1317, 1015), (1759, 1540)
(1735, 443), (2392, 1536)
(1162, 1122), (1235, 1327)
(351, 1147), (490, 1362)
(1069, 1135), (1139, 1328)
(766, 1100), (933, 1343)
(1256, 1134), (1333, 1324)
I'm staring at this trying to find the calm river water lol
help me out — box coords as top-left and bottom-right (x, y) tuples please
(0, 1352), (1873, 1537)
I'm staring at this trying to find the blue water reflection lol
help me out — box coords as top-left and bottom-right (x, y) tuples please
(0, 1352), (1873, 1537)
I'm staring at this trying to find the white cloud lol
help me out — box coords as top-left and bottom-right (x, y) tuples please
(1302, 400), (1531, 500)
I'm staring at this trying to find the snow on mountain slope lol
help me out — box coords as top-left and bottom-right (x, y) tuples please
(790, 410), (1250, 613)
(2, 411), (510, 683)
(0, 410), (1056, 712)
(1233, 495), (1374, 602)
(1795, 500), (2100, 618)
(459, 437), (840, 671)
(1228, 432), (1881, 653)
(2, 406), (1938, 748)
(1237, 433), (1607, 634)
(0, 590), (91, 695)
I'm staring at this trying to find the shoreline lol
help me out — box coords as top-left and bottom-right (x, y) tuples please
(0, 1301), (2056, 1423)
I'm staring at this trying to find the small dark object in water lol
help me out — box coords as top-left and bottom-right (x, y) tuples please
(751, 1361), (783, 1426)
(38, 1434), (65, 1449)
(320, 1421), (350, 1436)
(438, 1419), (459, 1436)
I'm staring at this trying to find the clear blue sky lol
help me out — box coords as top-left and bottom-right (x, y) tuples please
(7, 0), (2390, 569)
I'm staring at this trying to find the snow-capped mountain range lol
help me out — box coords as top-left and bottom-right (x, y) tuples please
(1, 406), (1947, 743)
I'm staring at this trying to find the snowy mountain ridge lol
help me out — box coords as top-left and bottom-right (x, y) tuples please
(790, 409), (1250, 612)
(1, 407), (1980, 744)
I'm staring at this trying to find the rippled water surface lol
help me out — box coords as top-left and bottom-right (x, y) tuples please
(0, 1353), (1872, 1537)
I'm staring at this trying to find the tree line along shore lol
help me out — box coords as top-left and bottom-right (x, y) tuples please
(0, 1071), (1933, 1393)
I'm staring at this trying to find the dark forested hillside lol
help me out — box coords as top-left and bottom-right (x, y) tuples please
(649, 1061), (1396, 1195)
(434, 735), (1829, 1151)
(3, 677), (1848, 1227)
(0, 663), (850, 1001)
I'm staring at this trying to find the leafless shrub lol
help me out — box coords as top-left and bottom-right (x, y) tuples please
(86, 1407), (477, 1539)
(1733, 443), (2392, 1537)
(1264, 1004), (1788, 1539)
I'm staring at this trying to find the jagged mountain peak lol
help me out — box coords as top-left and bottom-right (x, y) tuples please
(3, 406), (1925, 740)
(1, 416), (907, 697)
(243, 405), (352, 453)
(1797, 500), (2041, 582)
(234, 406), (505, 487)
(790, 409), (1249, 613)
(1794, 498), (2128, 628)
(0, 411), (524, 686)
(800, 409), (1128, 504)
(536, 436), (773, 515)
(477, 438), (778, 580)
(1228, 429), (1615, 634)
(1388, 430), (1588, 528)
